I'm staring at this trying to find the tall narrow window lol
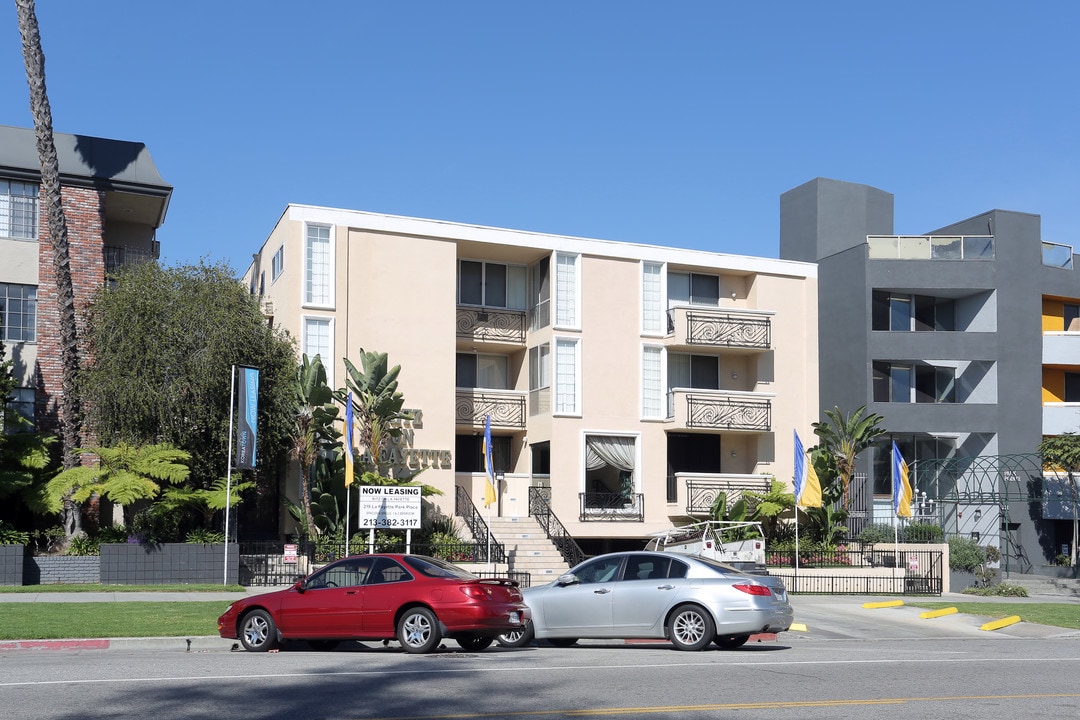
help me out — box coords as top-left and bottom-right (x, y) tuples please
(304, 224), (333, 306)
(303, 317), (333, 385)
(530, 258), (550, 330)
(529, 343), (550, 416)
(555, 253), (579, 328)
(271, 246), (284, 281)
(642, 262), (663, 334)
(0, 283), (37, 342)
(642, 346), (663, 418)
(555, 338), (579, 414)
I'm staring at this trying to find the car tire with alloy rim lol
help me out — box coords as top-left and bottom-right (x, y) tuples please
(668, 604), (714, 651)
(496, 620), (535, 648)
(239, 609), (278, 652)
(397, 607), (442, 654)
(455, 634), (495, 651)
(714, 634), (749, 650)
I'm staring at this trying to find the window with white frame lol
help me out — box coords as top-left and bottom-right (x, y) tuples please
(271, 245), (284, 281)
(529, 343), (550, 416)
(304, 224), (333, 307)
(642, 262), (663, 334)
(554, 252), (579, 328)
(303, 317), (333, 385)
(0, 180), (39, 240)
(3, 387), (35, 432)
(642, 345), (663, 418)
(0, 283), (37, 342)
(554, 337), (579, 414)
(458, 260), (527, 309)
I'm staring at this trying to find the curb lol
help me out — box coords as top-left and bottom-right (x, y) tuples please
(0, 636), (233, 653)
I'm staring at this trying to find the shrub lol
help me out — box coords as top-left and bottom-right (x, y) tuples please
(856, 523), (894, 545)
(65, 535), (100, 556)
(31, 525), (65, 554)
(948, 535), (985, 572)
(97, 525), (132, 544)
(962, 583), (1028, 597)
(185, 529), (226, 544)
(903, 522), (944, 544)
(0, 521), (29, 545)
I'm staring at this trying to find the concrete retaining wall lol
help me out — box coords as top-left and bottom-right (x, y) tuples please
(25, 556), (101, 585)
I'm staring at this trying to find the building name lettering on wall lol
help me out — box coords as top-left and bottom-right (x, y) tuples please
(360, 408), (452, 470)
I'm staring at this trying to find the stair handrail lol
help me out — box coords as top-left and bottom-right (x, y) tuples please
(528, 486), (586, 569)
(454, 485), (506, 563)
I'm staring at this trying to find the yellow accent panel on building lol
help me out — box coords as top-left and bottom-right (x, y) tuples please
(1044, 368), (1065, 402)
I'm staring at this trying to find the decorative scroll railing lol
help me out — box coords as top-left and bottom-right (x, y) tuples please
(672, 393), (771, 430)
(528, 487), (586, 569)
(455, 391), (527, 429)
(456, 306), (527, 344)
(684, 311), (770, 349)
(579, 492), (645, 522)
(454, 485), (506, 563)
(684, 478), (772, 516)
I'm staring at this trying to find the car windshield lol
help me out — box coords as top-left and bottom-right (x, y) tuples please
(692, 555), (746, 575)
(403, 555), (477, 579)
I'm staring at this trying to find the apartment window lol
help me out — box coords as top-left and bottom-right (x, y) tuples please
(529, 259), (550, 330)
(642, 345), (663, 418)
(303, 317), (333, 385)
(668, 353), (719, 390)
(873, 362), (956, 403)
(529, 343), (550, 416)
(669, 272), (719, 307)
(554, 252), (579, 328)
(1065, 372), (1080, 402)
(3, 387), (35, 432)
(554, 337), (579, 414)
(455, 434), (510, 473)
(458, 260), (527, 309)
(585, 434), (637, 502)
(0, 180), (39, 240)
(304, 224), (333, 306)
(456, 353), (509, 389)
(642, 262), (663, 334)
(0, 283), (37, 342)
(1065, 304), (1080, 332)
(259, 272), (265, 297)
(271, 246), (284, 281)
(873, 292), (955, 331)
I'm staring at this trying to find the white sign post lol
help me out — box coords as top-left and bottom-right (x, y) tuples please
(359, 486), (422, 554)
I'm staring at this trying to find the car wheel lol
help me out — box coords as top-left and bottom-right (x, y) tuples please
(239, 609), (278, 652)
(547, 637), (578, 648)
(714, 634), (750, 650)
(455, 634), (495, 651)
(496, 620), (535, 648)
(307, 640), (340, 651)
(668, 604), (714, 651)
(397, 607), (442, 654)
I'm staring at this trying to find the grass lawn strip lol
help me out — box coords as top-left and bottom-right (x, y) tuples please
(0, 602), (226, 640)
(909, 602), (1080, 630)
(0, 584), (243, 593)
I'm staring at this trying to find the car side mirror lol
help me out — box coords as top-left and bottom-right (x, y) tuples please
(556, 573), (578, 587)
(293, 580), (306, 594)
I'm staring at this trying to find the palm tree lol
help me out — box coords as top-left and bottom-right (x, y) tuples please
(290, 354), (339, 536)
(339, 349), (411, 475)
(45, 442), (190, 526)
(16, 0), (83, 537)
(812, 405), (886, 509)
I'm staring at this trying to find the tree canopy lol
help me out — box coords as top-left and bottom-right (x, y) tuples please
(78, 260), (297, 492)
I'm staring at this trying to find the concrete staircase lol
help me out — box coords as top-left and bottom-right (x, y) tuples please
(488, 516), (571, 583)
(1002, 572), (1080, 599)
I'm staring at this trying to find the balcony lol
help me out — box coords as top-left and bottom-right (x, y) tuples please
(1043, 332), (1080, 365)
(867, 235), (994, 261)
(456, 306), (527, 346)
(579, 492), (645, 522)
(676, 474), (773, 517)
(666, 307), (771, 351)
(455, 390), (527, 429)
(1043, 403), (1080, 436)
(104, 243), (159, 273)
(667, 389), (771, 431)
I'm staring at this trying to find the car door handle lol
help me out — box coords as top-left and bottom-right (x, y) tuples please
(656, 584), (675, 590)
(593, 588), (611, 594)
(346, 590), (358, 595)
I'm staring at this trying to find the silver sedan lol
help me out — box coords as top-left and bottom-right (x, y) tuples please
(498, 550), (792, 650)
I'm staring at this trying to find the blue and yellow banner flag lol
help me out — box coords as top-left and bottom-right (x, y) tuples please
(344, 391), (355, 487)
(483, 415), (497, 508)
(793, 430), (822, 508)
(892, 441), (913, 518)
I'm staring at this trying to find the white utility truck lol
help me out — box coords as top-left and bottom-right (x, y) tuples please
(645, 520), (768, 575)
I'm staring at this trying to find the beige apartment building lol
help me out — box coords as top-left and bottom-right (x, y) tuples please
(245, 205), (818, 555)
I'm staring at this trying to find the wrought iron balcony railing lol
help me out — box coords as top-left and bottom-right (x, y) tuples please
(104, 243), (159, 273)
(667, 307), (771, 349)
(456, 390), (527, 429)
(579, 492), (644, 522)
(456, 306), (527, 345)
(682, 476), (772, 516)
(667, 390), (771, 431)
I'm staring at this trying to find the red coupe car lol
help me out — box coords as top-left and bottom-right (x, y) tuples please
(218, 553), (529, 654)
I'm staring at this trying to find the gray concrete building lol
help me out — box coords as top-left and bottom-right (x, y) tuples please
(780, 177), (1080, 574)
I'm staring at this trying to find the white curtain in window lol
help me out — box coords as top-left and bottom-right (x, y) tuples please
(508, 265), (528, 310)
(642, 262), (662, 333)
(585, 435), (636, 472)
(477, 354), (509, 389)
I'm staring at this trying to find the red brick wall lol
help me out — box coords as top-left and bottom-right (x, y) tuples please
(35, 186), (106, 432)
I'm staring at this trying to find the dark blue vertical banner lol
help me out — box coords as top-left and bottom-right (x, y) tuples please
(235, 366), (259, 469)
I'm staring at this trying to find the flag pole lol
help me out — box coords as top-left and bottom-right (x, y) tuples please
(224, 364), (236, 586)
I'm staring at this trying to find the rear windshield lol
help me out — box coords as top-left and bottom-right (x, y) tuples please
(403, 554), (478, 579)
(692, 555), (746, 575)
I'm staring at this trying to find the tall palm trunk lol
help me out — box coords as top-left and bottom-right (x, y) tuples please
(16, 0), (83, 536)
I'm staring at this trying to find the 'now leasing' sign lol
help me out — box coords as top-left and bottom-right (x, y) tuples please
(358, 485), (422, 529)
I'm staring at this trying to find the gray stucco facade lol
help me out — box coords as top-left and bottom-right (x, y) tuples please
(780, 177), (1080, 574)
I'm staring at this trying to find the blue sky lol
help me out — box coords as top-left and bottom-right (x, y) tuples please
(3, 1), (1078, 272)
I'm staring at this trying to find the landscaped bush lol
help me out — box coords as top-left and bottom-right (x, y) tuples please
(856, 523), (894, 545)
(903, 522), (944, 544)
(948, 535), (984, 572)
(0, 521), (29, 545)
(65, 535), (100, 556)
(962, 582), (1028, 597)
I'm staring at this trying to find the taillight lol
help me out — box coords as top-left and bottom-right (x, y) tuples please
(733, 583), (772, 596)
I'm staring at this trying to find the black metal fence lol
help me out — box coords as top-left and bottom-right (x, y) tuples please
(766, 547), (943, 595)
